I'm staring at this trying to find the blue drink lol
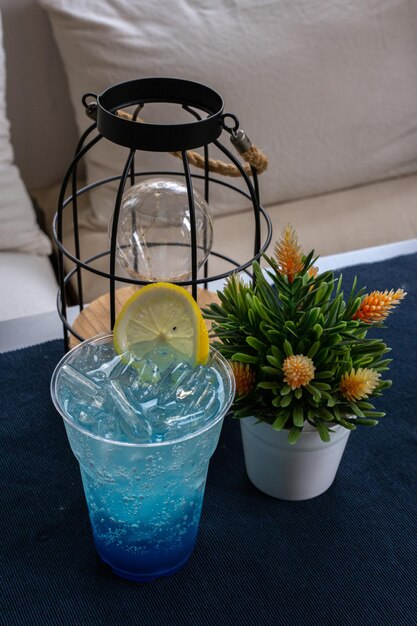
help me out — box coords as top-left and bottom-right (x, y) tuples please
(51, 333), (234, 581)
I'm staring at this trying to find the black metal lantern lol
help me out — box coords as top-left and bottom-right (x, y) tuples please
(54, 77), (272, 350)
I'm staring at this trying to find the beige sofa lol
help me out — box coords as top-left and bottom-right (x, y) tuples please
(1, 0), (417, 314)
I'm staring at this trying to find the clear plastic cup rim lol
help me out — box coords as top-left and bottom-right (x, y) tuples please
(50, 332), (235, 448)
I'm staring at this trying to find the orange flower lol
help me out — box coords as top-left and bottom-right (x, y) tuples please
(274, 224), (304, 283)
(282, 355), (315, 390)
(339, 368), (380, 402)
(230, 361), (256, 397)
(352, 289), (406, 323)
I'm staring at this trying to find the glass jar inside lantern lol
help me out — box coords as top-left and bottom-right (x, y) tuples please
(113, 178), (213, 282)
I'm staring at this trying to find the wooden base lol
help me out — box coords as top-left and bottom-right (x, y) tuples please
(69, 286), (220, 348)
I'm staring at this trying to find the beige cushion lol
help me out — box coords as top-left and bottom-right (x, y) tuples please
(0, 12), (51, 255)
(0, 252), (57, 321)
(40, 0), (417, 230)
(33, 172), (417, 302)
(211, 173), (417, 277)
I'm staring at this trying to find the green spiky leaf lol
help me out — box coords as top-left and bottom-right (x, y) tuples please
(202, 230), (404, 443)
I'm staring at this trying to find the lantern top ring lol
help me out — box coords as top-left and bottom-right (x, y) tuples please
(94, 76), (224, 152)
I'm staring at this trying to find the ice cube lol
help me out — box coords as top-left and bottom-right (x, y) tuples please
(61, 394), (108, 436)
(96, 414), (122, 441)
(144, 403), (183, 441)
(107, 380), (152, 442)
(60, 364), (104, 408)
(117, 359), (192, 412)
(108, 357), (147, 400)
(78, 407), (100, 427)
(155, 365), (222, 436)
(87, 353), (125, 382)
(186, 384), (220, 415)
(156, 362), (193, 404)
(156, 405), (208, 439)
(172, 408), (206, 425)
(134, 358), (161, 385)
(81, 341), (116, 369)
(124, 365), (161, 407)
(175, 366), (207, 401)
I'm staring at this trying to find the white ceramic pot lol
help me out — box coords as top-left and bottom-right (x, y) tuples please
(240, 416), (351, 501)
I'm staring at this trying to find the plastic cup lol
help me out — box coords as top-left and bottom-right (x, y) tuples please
(51, 333), (235, 582)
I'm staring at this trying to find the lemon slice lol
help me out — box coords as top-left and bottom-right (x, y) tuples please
(113, 283), (209, 366)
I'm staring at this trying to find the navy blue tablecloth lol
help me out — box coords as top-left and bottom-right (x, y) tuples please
(1, 253), (416, 626)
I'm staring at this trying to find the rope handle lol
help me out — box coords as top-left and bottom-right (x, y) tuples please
(115, 109), (268, 177)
